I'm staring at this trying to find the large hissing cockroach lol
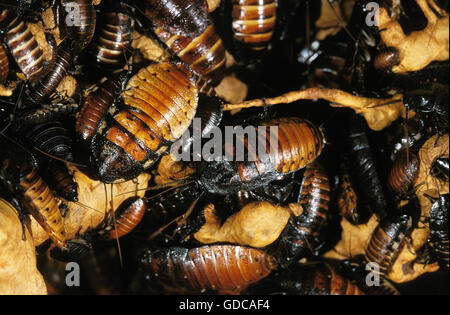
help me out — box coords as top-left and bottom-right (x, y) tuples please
(247, 262), (365, 295)
(46, 160), (78, 202)
(25, 120), (74, 161)
(28, 40), (72, 103)
(89, 9), (134, 72)
(198, 117), (325, 195)
(139, 244), (278, 294)
(0, 140), (88, 260)
(276, 161), (330, 267)
(0, 9), (44, 83)
(58, 0), (96, 52)
(342, 115), (389, 219)
(387, 149), (419, 199)
(75, 75), (125, 142)
(365, 209), (416, 276)
(427, 194), (449, 268)
(430, 156), (449, 182)
(143, 0), (209, 38)
(91, 62), (198, 183)
(15, 102), (79, 126)
(97, 196), (146, 240)
(0, 43), (9, 83)
(231, 0), (277, 51)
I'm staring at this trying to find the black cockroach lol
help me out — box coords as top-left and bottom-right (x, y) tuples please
(387, 149), (419, 199)
(0, 43), (9, 83)
(57, 0), (96, 52)
(0, 138), (89, 260)
(247, 262), (365, 295)
(97, 196), (147, 240)
(0, 8), (45, 83)
(427, 194), (449, 268)
(15, 102), (79, 126)
(28, 40), (72, 103)
(341, 114), (389, 219)
(143, 0), (209, 38)
(138, 244), (278, 294)
(430, 156), (449, 182)
(231, 0), (277, 51)
(25, 120), (74, 161)
(90, 62), (198, 183)
(276, 161), (330, 268)
(364, 204), (418, 276)
(198, 117), (324, 195)
(46, 160), (78, 202)
(89, 8), (134, 72)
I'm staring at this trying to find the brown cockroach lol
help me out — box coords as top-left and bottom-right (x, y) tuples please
(0, 43), (9, 83)
(387, 149), (419, 199)
(232, 0), (277, 51)
(91, 62), (198, 183)
(139, 244), (278, 294)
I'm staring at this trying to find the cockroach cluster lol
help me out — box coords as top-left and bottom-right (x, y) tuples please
(0, 0), (448, 295)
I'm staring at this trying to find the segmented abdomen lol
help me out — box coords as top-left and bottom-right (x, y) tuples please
(387, 149), (419, 198)
(232, 0), (277, 50)
(46, 161), (78, 202)
(91, 12), (134, 71)
(0, 44), (9, 83)
(19, 168), (67, 249)
(155, 24), (226, 90)
(1, 9), (44, 83)
(141, 245), (278, 294)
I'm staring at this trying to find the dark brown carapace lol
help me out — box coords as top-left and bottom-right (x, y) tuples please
(91, 62), (198, 183)
(374, 47), (400, 72)
(140, 245), (278, 294)
(47, 161), (78, 202)
(154, 24), (226, 91)
(387, 149), (419, 198)
(90, 11), (134, 71)
(0, 9), (44, 83)
(309, 263), (365, 295)
(365, 213), (413, 275)
(98, 196), (146, 240)
(60, 0), (96, 52)
(277, 161), (330, 267)
(232, 0), (277, 51)
(144, 0), (210, 37)
(29, 41), (72, 103)
(0, 43), (9, 83)
(76, 77), (121, 142)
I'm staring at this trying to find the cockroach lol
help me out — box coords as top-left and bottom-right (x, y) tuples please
(143, 0), (209, 38)
(75, 75), (125, 142)
(153, 23), (226, 91)
(0, 9), (44, 83)
(427, 194), (449, 268)
(231, 0), (277, 51)
(342, 114), (389, 219)
(46, 160), (78, 202)
(365, 209), (416, 276)
(0, 43), (9, 83)
(276, 161), (330, 267)
(15, 102), (79, 126)
(198, 117), (325, 195)
(58, 0), (96, 52)
(430, 156), (449, 182)
(387, 149), (419, 199)
(374, 47), (400, 72)
(337, 169), (361, 226)
(91, 62), (198, 183)
(247, 262), (365, 295)
(89, 9), (134, 72)
(139, 244), (278, 294)
(97, 196), (146, 240)
(0, 139), (88, 260)
(28, 40), (72, 103)
(25, 120), (74, 161)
